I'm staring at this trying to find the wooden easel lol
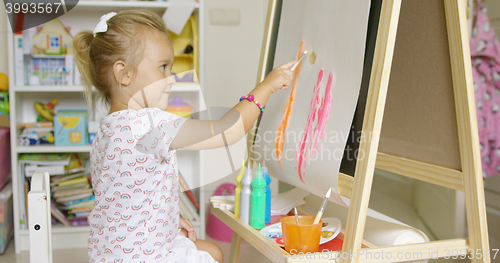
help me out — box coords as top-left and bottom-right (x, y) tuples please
(212, 0), (491, 262)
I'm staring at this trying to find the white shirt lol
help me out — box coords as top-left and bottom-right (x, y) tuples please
(88, 107), (187, 262)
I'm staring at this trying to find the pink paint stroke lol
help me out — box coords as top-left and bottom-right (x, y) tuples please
(311, 72), (333, 156)
(296, 70), (323, 182)
(295, 71), (333, 183)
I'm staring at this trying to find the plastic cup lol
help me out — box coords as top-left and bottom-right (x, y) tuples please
(281, 215), (323, 254)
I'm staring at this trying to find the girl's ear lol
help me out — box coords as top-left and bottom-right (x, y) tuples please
(113, 60), (133, 86)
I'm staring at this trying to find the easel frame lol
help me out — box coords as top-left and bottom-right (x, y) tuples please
(212, 0), (491, 262)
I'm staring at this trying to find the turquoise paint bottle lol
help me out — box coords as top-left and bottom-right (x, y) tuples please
(239, 159), (253, 224)
(262, 161), (271, 223)
(250, 163), (266, 229)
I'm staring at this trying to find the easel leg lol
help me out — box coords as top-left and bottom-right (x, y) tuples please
(443, 1), (491, 262)
(340, 0), (402, 262)
(228, 232), (242, 263)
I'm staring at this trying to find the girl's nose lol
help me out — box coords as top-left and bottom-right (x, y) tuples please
(166, 75), (176, 85)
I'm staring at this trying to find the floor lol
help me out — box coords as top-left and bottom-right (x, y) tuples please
(1, 179), (499, 263)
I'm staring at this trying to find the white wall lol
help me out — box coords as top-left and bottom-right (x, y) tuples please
(201, 0), (268, 204)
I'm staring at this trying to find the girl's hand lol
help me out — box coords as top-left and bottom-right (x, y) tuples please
(179, 218), (196, 242)
(261, 60), (296, 93)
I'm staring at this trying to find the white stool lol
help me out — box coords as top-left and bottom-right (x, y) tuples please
(28, 172), (53, 263)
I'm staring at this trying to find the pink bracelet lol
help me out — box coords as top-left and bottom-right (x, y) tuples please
(240, 94), (264, 113)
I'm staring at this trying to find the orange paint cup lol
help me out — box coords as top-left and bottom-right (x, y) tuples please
(281, 215), (323, 254)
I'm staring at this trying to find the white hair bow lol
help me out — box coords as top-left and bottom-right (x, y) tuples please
(93, 12), (117, 36)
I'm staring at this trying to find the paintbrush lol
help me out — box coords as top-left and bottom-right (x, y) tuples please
(313, 188), (331, 224)
(294, 207), (299, 225)
(290, 49), (310, 71)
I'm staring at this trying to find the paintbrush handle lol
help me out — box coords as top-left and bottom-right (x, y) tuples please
(313, 210), (323, 225)
(290, 56), (304, 71)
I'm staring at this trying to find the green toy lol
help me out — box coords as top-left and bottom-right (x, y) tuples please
(0, 92), (9, 115)
(34, 99), (58, 121)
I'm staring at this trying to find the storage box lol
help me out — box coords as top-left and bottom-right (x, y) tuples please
(0, 182), (13, 254)
(0, 128), (11, 190)
(53, 110), (88, 146)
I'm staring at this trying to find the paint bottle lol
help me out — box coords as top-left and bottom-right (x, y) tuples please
(234, 160), (246, 217)
(262, 161), (271, 223)
(239, 159), (253, 224)
(250, 163), (266, 229)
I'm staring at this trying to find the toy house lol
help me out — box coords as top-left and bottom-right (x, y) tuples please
(25, 19), (74, 86)
(31, 19), (73, 56)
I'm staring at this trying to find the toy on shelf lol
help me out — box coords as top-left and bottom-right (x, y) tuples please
(32, 21), (72, 56)
(172, 70), (196, 83)
(34, 99), (58, 122)
(168, 16), (198, 83)
(88, 121), (98, 145)
(166, 97), (193, 118)
(18, 127), (54, 146)
(17, 18), (76, 86)
(17, 122), (55, 146)
(54, 110), (88, 146)
(0, 73), (9, 128)
(0, 93), (9, 115)
(0, 72), (8, 91)
(183, 44), (193, 54)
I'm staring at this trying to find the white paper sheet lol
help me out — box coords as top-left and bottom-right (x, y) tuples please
(270, 187), (309, 215)
(254, 0), (371, 205)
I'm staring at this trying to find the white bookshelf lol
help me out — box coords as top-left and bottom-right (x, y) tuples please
(7, 0), (205, 253)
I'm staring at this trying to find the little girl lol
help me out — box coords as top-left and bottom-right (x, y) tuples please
(74, 9), (294, 263)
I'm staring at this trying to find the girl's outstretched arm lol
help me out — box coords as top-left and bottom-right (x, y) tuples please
(170, 60), (295, 151)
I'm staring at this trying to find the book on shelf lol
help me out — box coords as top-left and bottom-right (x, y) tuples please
(69, 211), (90, 219)
(50, 170), (93, 227)
(68, 217), (89, 227)
(50, 171), (88, 186)
(51, 181), (89, 192)
(62, 195), (95, 207)
(61, 200), (94, 210)
(179, 191), (200, 222)
(179, 198), (196, 221)
(25, 164), (64, 177)
(22, 153), (84, 177)
(50, 201), (70, 226)
(17, 153), (86, 228)
(18, 121), (53, 129)
(178, 171), (200, 211)
(56, 176), (88, 187)
(67, 204), (94, 212)
(19, 152), (71, 166)
(55, 192), (93, 203)
(53, 187), (92, 198)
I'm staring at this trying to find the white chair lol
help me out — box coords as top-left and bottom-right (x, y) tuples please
(28, 172), (53, 263)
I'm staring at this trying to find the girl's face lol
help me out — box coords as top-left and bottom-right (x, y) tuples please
(126, 33), (175, 111)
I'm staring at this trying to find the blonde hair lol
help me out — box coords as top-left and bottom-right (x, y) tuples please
(73, 9), (172, 106)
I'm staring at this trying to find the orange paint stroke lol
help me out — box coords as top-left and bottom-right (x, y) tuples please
(275, 41), (305, 171)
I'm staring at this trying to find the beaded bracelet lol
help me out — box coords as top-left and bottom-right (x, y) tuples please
(240, 94), (264, 113)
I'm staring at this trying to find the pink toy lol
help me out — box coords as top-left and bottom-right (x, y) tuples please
(206, 183), (236, 242)
(0, 128), (11, 189)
